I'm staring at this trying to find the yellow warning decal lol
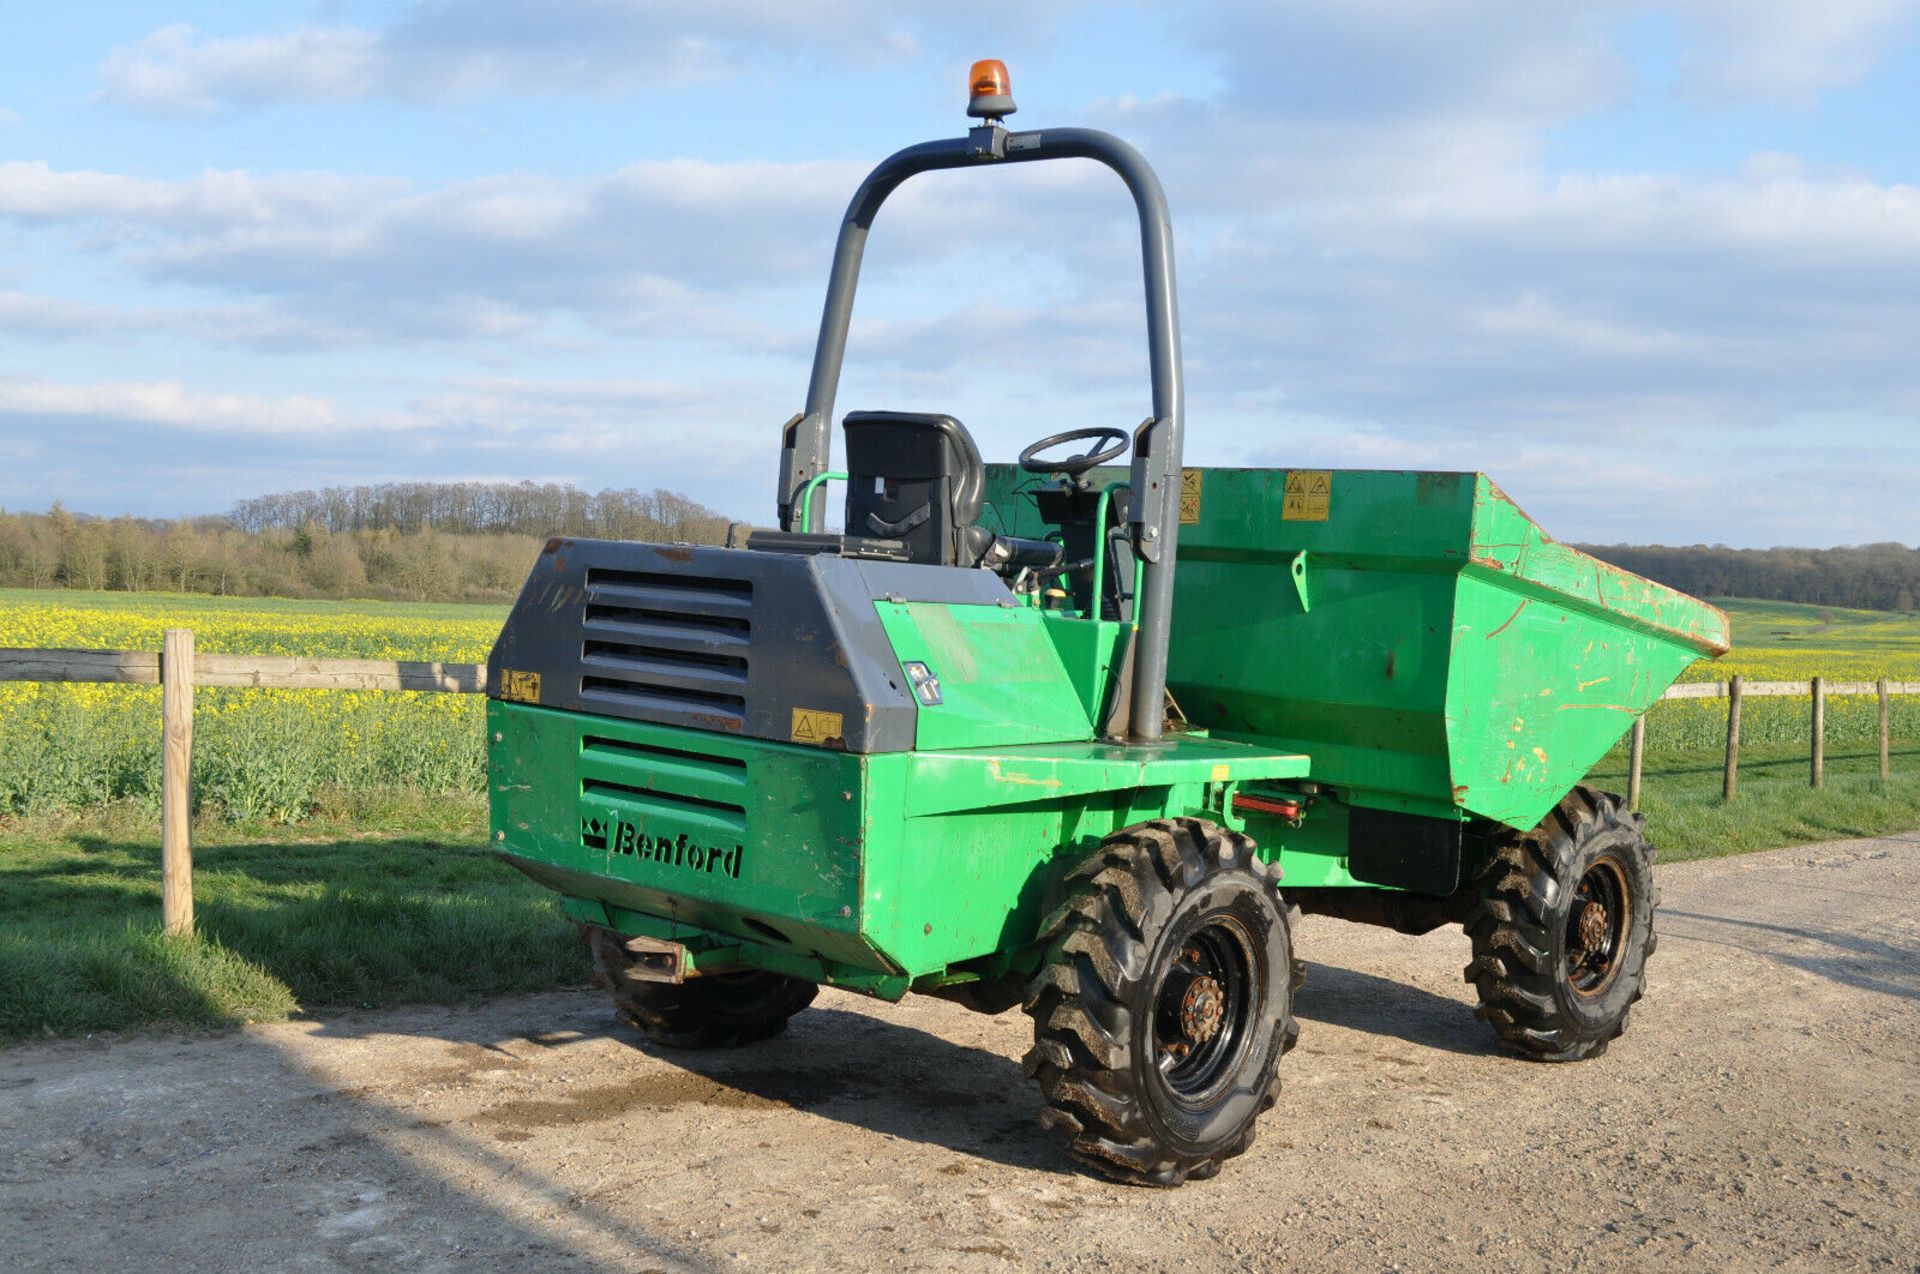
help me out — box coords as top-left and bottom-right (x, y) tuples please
(1283, 470), (1332, 521)
(1210, 763), (1231, 782)
(499, 669), (542, 704)
(790, 707), (845, 745)
(1179, 469), (1203, 524)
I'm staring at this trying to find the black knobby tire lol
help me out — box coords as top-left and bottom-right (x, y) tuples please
(585, 926), (817, 1049)
(1462, 786), (1658, 1061)
(1284, 898), (1307, 1001)
(1023, 817), (1296, 1187)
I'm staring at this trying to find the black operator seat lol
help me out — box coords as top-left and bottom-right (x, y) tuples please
(841, 411), (1062, 573)
(842, 411), (994, 567)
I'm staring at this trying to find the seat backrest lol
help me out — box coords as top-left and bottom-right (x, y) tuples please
(842, 411), (991, 567)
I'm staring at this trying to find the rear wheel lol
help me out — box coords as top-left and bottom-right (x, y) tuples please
(1024, 818), (1294, 1186)
(585, 925), (817, 1048)
(1463, 787), (1657, 1060)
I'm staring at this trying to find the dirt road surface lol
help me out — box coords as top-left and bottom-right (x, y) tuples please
(4, 833), (1916, 1271)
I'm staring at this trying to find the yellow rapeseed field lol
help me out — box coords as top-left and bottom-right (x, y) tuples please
(4, 589), (1916, 815)
(0, 589), (504, 819)
(1642, 600), (1920, 751)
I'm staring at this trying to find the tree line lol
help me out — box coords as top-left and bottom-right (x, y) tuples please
(228, 480), (727, 541)
(2, 480), (1915, 610)
(0, 482), (733, 604)
(1578, 542), (1920, 613)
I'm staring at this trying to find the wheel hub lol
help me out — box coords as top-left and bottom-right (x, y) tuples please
(1565, 856), (1632, 996)
(1151, 924), (1259, 1098)
(1178, 975), (1226, 1044)
(1577, 900), (1610, 952)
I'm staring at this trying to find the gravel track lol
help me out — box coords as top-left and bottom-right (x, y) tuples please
(4, 833), (1916, 1271)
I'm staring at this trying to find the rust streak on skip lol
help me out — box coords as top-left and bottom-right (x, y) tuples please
(1486, 599), (1530, 640)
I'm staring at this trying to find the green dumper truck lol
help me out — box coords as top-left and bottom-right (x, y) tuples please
(487, 64), (1729, 1186)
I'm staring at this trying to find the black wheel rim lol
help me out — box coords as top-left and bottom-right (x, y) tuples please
(1566, 856), (1631, 996)
(1150, 918), (1257, 1101)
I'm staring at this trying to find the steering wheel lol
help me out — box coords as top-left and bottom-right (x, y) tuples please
(1018, 426), (1130, 477)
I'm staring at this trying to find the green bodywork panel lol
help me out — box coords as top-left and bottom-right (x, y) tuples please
(983, 466), (1728, 831)
(491, 699), (1308, 997)
(870, 600), (1095, 748)
(1036, 611), (1131, 722)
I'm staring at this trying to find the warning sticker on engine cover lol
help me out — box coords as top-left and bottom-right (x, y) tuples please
(790, 707), (844, 745)
(1283, 471), (1332, 521)
(498, 669), (542, 703)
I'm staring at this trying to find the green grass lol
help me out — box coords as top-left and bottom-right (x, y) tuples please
(0, 791), (588, 1044)
(1586, 743), (1920, 860)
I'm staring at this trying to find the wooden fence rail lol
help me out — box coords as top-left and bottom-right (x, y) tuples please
(2, 639), (1915, 933)
(1, 639), (484, 937)
(0, 647), (483, 692)
(1660, 679), (1920, 698)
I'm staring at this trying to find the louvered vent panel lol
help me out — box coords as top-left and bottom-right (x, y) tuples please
(579, 568), (752, 727)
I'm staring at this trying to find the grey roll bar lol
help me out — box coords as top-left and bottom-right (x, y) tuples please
(776, 123), (1185, 744)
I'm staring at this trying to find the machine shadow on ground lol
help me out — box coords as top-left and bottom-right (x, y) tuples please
(613, 1004), (1075, 1177)
(308, 994), (1075, 1177)
(1660, 907), (1920, 1002)
(1290, 960), (1503, 1058)
(0, 1013), (703, 1270)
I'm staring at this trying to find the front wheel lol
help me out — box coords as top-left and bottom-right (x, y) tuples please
(1023, 817), (1295, 1187)
(1463, 786), (1657, 1060)
(585, 925), (817, 1048)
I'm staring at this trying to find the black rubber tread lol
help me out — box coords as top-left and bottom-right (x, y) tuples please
(1022, 817), (1295, 1187)
(1461, 786), (1658, 1061)
(1283, 898), (1307, 1006)
(585, 926), (818, 1049)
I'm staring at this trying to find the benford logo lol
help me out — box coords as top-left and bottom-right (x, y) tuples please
(582, 814), (744, 880)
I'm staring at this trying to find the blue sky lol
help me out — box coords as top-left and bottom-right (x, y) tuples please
(1, 1), (1916, 547)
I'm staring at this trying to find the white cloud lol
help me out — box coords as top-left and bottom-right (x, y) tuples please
(1066, 6), (1920, 461)
(0, 155), (1048, 351)
(0, 288), (450, 351)
(96, 2), (922, 114)
(1193, 1), (1624, 124)
(0, 160), (399, 230)
(414, 376), (711, 430)
(96, 23), (380, 115)
(0, 291), (153, 339)
(0, 376), (366, 434)
(1674, 0), (1920, 101)
(0, 372), (779, 488)
(6, 136), (1916, 497)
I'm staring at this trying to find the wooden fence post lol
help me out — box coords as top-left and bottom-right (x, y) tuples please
(1627, 715), (1645, 811)
(161, 629), (195, 937)
(1723, 675), (1742, 802)
(1880, 675), (1892, 784)
(1810, 676), (1825, 789)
